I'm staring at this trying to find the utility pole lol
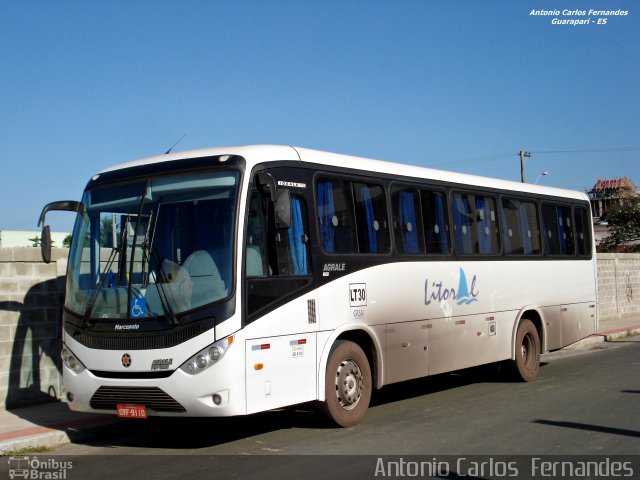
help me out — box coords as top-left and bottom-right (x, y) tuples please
(519, 150), (531, 183)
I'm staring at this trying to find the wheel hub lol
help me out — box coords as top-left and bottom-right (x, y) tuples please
(521, 333), (535, 366)
(335, 359), (363, 410)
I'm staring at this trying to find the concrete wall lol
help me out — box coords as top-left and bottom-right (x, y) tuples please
(597, 253), (640, 322)
(0, 247), (68, 409)
(0, 231), (71, 248)
(0, 248), (639, 411)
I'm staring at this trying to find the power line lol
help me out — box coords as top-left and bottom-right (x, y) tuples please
(428, 152), (513, 169)
(429, 146), (640, 170)
(529, 146), (640, 154)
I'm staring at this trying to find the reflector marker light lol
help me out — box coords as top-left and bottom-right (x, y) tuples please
(252, 344), (271, 351)
(289, 339), (306, 346)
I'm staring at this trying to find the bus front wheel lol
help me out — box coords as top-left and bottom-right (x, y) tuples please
(511, 319), (540, 382)
(320, 340), (372, 427)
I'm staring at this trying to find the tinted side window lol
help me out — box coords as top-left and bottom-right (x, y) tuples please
(316, 178), (356, 253)
(501, 199), (542, 255)
(542, 204), (575, 256)
(452, 193), (500, 255)
(246, 190), (268, 278)
(246, 192), (310, 277)
(574, 206), (592, 256)
(352, 183), (390, 254)
(392, 187), (425, 254)
(452, 193), (475, 254)
(245, 185), (312, 321)
(276, 196), (310, 275)
(421, 190), (450, 254)
(475, 195), (500, 254)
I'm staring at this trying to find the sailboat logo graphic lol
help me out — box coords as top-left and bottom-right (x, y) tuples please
(456, 268), (479, 305)
(424, 267), (479, 306)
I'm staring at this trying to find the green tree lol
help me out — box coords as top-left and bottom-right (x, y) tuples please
(100, 216), (115, 247)
(29, 236), (55, 247)
(63, 234), (72, 248)
(29, 235), (57, 247)
(598, 197), (640, 252)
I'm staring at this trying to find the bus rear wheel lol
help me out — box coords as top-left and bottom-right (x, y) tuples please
(511, 319), (540, 382)
(320, 340), (372, 427)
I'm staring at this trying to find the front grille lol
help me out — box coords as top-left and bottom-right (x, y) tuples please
(66, 323), (203, 350)
(90, 370), (175, 379)
(90, 386), (186, 412)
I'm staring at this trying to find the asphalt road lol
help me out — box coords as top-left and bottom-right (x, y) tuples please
(4, 338), (639, 479)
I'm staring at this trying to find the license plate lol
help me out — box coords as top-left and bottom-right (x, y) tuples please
(117, 404), (148, 419)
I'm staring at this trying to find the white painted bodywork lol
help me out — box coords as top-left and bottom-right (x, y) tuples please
(64, 145), (598, 417)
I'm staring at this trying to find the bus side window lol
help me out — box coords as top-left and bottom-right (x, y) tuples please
(542, 204), (575, 255)
(246, 190), (268, 277)
(353, 183), (390, 254)
(275, 196), (310, 276)
(574, 206), (591, 256)
(392, 187), (425, 254)
(501, 199), (541, 255)
(317, 178), (356, 253)
(452, 193), (476, 254)
(421, 190), (450, 254)
(452, 192), (500, 255)
(561, 207), (575, 255)
(474, 195), (500, 254)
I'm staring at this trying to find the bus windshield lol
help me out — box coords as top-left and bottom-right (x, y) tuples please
(66, 171), (240, 321)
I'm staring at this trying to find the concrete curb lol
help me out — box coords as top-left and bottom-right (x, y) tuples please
(563, 326), (640, 350)
(0, 430), (70, 455)
(0, 417), (122, 455)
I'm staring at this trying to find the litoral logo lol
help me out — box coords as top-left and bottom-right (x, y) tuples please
(425, 267), (479, 306)
(121, 353), (132, 368)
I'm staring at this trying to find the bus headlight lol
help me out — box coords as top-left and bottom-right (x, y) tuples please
(196, 355), (207, 369)
(61, 346), (86, 374)
(180, 335), (233, 375)
(208, 346), (222, 362)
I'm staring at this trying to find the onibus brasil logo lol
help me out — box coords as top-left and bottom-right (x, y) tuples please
(425, 267), (479, 306)
(8, 456), (73, 479)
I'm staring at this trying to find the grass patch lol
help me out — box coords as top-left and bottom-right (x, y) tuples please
(1, 445), (53, 456)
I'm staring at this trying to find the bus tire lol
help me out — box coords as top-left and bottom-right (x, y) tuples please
(320, 340), (372, 427)
(511, 319), (540, 382)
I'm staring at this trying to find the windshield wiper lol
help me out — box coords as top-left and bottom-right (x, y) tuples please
(149, 247), (180, 326)
(82, 217), (130, 325)
(80, 179), (181, 327)
(137, 206), (180, 326)
(126, 180), (151, 321)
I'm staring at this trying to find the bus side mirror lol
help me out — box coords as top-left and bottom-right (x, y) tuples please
(256, 172), (277, 202)
(274, 189), (291, 230)
(41, 225), (52, 264)
(37, 200), (84, 264)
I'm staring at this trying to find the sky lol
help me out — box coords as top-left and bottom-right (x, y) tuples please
(1, 0), (638, 233)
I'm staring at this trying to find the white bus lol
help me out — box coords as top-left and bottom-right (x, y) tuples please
(39, 145), (597, 427)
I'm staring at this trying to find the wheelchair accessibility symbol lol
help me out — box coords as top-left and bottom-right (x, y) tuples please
(130, 297), (147, 318)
